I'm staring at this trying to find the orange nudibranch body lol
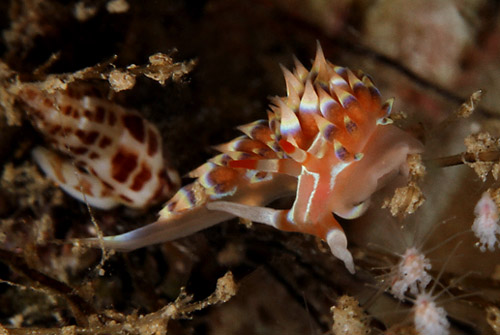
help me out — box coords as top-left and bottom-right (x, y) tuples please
(82, 44), (423, 273)
(19, 84), (180, 209)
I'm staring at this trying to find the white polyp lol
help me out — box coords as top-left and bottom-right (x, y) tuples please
(391, 247), (432, 300)
(472, 191), (500, 252)
(326, 229), (355, 274)
(414, 293), (450, 335)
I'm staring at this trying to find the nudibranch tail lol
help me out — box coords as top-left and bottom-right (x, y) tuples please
(19, 83), (180, 209)
(75, 43), (423, 274)
(79, 172), (297, 251)
(79, 205), (235, 251)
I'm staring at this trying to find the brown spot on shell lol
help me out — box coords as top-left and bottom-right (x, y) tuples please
(111, 147), (138, 182)
(108, 111), (117, 126)
(70, 146), (88, 155)
(123, 114), (145, 142)
(89, 152), (100, 159)
(43, 98), (54, 108)
(75, 160), (87, 168)
(100, 186), (114, 197)
(62, 105), (73, 116)
(83, 109), (93, 120)
(76, 130), (99, 145)
(84, 87), (101, 97)
(48, 153), (66, 184)
(72, 109), (80, 119)
(147, 128), (158, 156)
(99, 136), (112, 149)
(130, 163), (152, 191)
(66, 87), (83, 100)
(101, 180), (115, 190)
(23, 88), (39, 101)
(66, 87), (76, 98)
(75, 130), (86, 142)
(77, 177), (94, 196)
(87, 131), (99, 144)
(95, 106), (106, 123)
(119, 194), (133, 203)
(49, 125), (61, 135)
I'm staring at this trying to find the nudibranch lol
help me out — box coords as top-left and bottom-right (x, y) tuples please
(81, 44), (423, 273)
(19, 84), (180, 209)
